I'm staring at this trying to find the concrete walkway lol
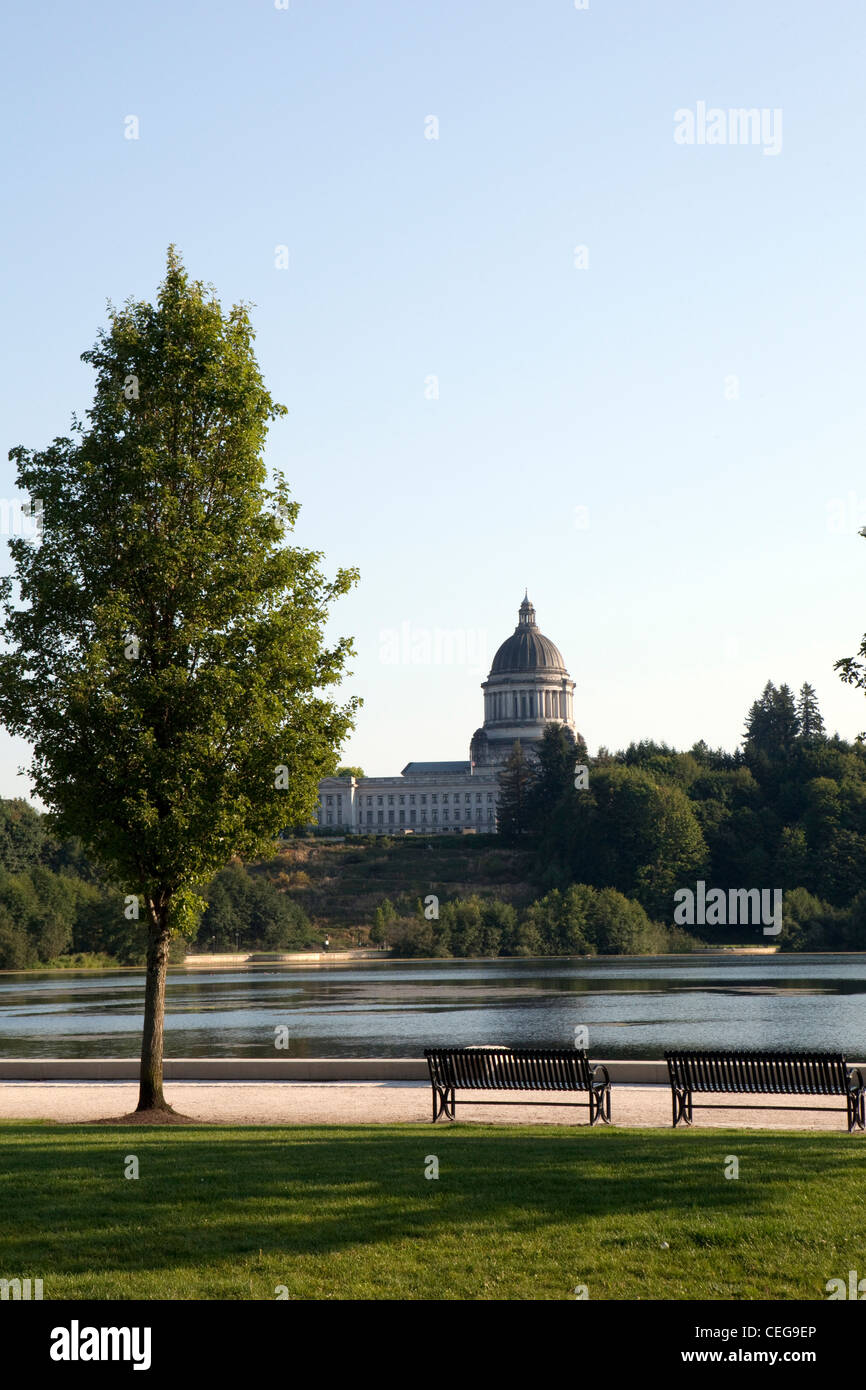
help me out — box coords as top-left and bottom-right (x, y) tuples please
(0, 1081), (861, 1130)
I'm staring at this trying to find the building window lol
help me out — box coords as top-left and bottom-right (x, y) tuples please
(377, 796), (383, 806)
(410, 810), (416, 824)
(327, 813), (333, 825)
(377, 811), (384, 824)
(388, 810), (394, 823)
(326, 796), (333, 806)
(399, 810), (405, 824)
(421, 794), (426, 804)
(432, 793), (438, 804)
(388, 794), (394, 805)
(465, 793), (471, 803)
(476, 793), (482, 803)
(454, 808), (460, 820)
(399, 795), (405, 805)
(410, 795), (416, 805)
(442, 793), (449, 803)
(487, 793), (493, 802)
(367, 811), (372, 825)
(432, 810), (438, 822)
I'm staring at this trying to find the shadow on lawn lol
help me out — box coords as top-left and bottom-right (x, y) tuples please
(0, 1125), (861, 1279)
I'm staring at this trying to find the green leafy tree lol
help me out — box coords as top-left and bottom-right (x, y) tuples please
(0, 799), (46, 872)
(0, 251), (358, 1112)
(335, 766), (365, 779)
(555, 766), (707, 918)
(370, 896), (397, 945)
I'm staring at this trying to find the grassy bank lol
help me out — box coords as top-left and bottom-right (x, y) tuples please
(0, 1123), (860, 1300)
(258, 834), (536, 934)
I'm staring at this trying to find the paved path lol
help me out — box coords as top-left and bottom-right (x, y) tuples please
(0, 1081), (860, 1130)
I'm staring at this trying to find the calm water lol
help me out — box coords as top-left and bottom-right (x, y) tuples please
(1, 954), (866, 1058)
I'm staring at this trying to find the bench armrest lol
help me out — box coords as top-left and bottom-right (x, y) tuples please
(848, 1067), (865, 1093)
(590, 1062), (610, 1088)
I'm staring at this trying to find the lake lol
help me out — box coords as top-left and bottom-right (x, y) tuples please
(2, 954), (866, 1058)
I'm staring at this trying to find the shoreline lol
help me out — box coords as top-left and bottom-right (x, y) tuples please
(13, 945), (866, 977)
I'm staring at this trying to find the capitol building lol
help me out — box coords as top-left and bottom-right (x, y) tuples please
(315, 595), (577, 835)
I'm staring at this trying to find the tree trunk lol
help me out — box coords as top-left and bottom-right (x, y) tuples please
(137, 908), (172, 1112)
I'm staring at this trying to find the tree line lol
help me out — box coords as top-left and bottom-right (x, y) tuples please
(0, 800), (314, 970)
(490, 680), (866, 951)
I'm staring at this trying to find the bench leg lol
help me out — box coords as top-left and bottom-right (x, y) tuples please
(590, 1084), (611, 1125)
(432, 1085), (455, 1122)
(671, 1087), (692, 1128)
(848, 1090), (866, 1133)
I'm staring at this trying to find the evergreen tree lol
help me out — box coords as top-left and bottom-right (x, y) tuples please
(744, 680), (799, 763)
(497, 741), (534, 841)
(774, 683), (800, 754)
(526, 722), (578, 835)
(796, 683), (825, 742)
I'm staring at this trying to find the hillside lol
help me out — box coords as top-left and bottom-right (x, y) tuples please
(249, 834), (537, 936)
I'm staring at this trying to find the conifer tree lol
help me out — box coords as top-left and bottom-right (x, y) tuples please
(497, 741), (534, 841)
(796, 683), (825, 742)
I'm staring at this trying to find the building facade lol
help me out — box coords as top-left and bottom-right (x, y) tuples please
(315, 595), (576, 835)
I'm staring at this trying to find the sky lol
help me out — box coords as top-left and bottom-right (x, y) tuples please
(1, 0), (865, 797)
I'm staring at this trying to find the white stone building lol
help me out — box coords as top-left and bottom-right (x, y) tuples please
(315, 595), (577, 835)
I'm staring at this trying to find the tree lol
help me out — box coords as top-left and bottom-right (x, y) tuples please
(496, 741), (534, 841)
(836, 531), (866, 740)
(526, 723), (579, 835)
(744, 680), (799, 764)
(0, 251), (358, 1113)
(0, 799), (46, 872)
(556, 765), (707, 917)
(336, 766), (365, 779)
(796, 683), (825, 743)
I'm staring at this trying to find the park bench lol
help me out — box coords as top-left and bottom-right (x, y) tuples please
(423, 1046), (611, 1124)
(665, 1049), (866, 1132)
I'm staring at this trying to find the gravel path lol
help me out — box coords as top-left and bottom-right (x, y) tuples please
(0, 1082), (860, 1130)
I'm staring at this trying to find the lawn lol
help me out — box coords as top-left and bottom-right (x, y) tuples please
(0, 1123), (863, 1300)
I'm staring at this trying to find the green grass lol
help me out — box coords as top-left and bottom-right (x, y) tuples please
(1, 1122), (863, 1300)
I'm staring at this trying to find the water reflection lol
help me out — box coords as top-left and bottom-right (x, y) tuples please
(0, 954), (865, 1058)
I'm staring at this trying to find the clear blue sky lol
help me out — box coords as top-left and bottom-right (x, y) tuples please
(2, 0), (865, 797)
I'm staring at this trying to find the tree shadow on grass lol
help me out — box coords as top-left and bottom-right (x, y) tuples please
(0, 1125), (862, 1293)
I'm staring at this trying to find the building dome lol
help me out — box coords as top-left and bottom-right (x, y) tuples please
(489, 595), (568, 675)
(471, 595), (577, 768)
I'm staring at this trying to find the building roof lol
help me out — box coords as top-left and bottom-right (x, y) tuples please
(401, 761), (471, 775)
(489, 595), (569, 676)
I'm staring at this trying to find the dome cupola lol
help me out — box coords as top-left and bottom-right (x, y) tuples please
(470, 594), (577, 767)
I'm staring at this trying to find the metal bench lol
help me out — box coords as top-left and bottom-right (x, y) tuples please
(665, 1049), (866, 1132)
(423, 1046), (612, 1124)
